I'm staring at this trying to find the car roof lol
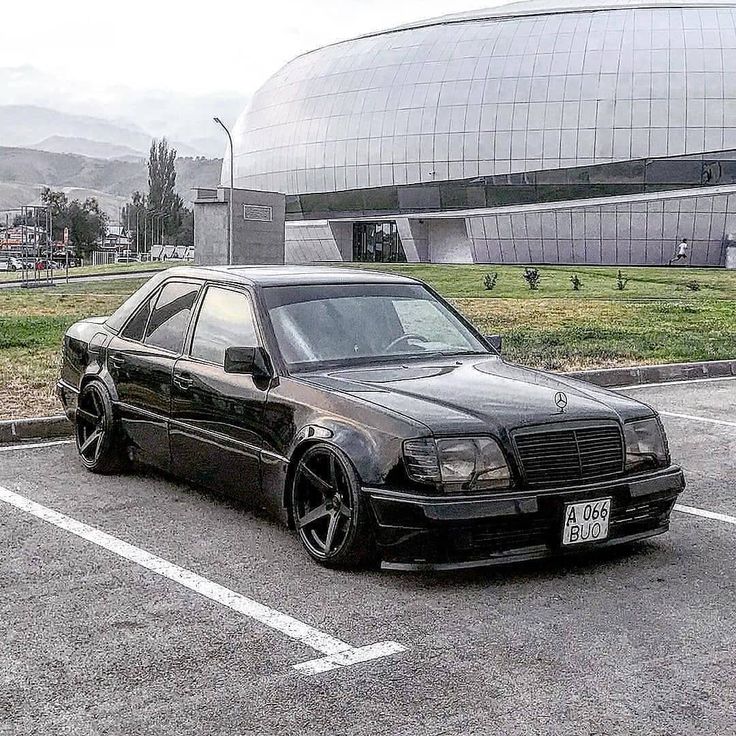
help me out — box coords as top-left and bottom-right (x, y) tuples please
(162, 264), (420, 287)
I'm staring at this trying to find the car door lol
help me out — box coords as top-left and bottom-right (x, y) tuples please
(107, 279), (202, 470)
(169, 283), (269, 500)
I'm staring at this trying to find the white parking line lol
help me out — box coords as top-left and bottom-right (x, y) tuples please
(0, 484), (406, 676)
(659, 411), (736, 428)
(0, 439), (73, 453)
(675, 504), (736, 525)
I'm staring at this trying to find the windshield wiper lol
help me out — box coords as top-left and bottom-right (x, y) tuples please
(402, 349), (491, 359)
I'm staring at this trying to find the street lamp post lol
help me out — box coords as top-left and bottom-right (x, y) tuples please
(213, 116), (234, 265)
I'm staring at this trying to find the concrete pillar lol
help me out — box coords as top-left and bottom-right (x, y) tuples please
(193, 186), (286, 266)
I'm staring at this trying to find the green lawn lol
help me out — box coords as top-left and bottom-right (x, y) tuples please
(0, 264), (734, 419)
(348, 263), (736, 300)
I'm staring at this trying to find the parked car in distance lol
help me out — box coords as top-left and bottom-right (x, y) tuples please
(0, 256), (24, 272)
(115, 254), (143, 264)
(57, 266), (685, 570)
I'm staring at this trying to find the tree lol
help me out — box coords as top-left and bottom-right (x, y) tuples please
(175, 208), (194, 246)
(41, 188), (70, 242)
(67, 198), (107, 254)
(147, 138), (184, 242)
(121, 191), (146, 251)
(40, 188), (107, 255)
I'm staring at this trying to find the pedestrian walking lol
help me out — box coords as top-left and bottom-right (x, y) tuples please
(669, 238), (689, 265)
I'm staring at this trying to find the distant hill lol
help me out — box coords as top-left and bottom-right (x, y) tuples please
(29, 136), (146, 161)
(0, 146), (222, 218)
(0, 183), (128, 223)
(0, 105), (202, 158)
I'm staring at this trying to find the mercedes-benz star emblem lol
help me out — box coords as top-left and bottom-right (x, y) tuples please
(554, 391), (568, 413)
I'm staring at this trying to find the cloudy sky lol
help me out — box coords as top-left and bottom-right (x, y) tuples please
(0, 1), (506, 154)
(1, 0), (500, 98)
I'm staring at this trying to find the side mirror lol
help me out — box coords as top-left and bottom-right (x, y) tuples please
(224, 346), (273, 380)
(484, 334), (503, 354)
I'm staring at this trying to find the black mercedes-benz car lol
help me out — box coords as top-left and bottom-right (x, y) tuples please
(58, 266), (684, 570)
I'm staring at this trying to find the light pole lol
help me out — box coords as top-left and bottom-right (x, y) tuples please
(213, 116), (234, 265)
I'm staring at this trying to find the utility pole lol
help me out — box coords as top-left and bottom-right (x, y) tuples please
(213, 117), (234, 265)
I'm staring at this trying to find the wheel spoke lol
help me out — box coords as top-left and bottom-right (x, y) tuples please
(297, 502), (331, 528)
(300, 464), (332, 493)
(89, 390), (102, 418)
(80, 429), (102, 456)
(324, 512), (340, 554)
(76, 408), (98, 426)
(338, 503), (352, 519)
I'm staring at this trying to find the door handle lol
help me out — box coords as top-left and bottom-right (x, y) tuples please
(109, 354), (125, 367)
(173, 374), (194, 391)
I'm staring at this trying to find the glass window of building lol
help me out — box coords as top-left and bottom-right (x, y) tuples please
(353, 222), (407, 262)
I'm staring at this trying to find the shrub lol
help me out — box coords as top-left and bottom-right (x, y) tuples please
(523, 267), (541, 290)
(570, 274), (583, 291)
(616, 270), (630, 290)
(685, 280), (701, 292)
(483, 272), (499, 291)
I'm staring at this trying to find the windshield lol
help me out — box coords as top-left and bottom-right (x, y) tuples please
(263, 283), (488, 369)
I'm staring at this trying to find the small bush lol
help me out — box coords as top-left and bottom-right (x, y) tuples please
(685, 280), (701, 292)
(570, 274), (583, 291)
(483, 272), (498, 291)
(616, 270), (630, 291)
(523, 267), (541, 290)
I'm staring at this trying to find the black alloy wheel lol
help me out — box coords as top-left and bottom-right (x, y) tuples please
(291, 444), (375, 568)
(75, 382), (126, 474)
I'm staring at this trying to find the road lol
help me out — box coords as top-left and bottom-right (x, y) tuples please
(0, 270), (159, 290)
(1, 378), (734, 735)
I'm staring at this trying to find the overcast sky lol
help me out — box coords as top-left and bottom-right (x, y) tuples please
(0, 0), (502, 98)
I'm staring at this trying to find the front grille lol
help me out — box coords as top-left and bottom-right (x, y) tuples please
(514, 424), (624, 487)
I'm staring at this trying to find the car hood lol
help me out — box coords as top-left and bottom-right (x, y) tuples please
(299, 357), (653, 436)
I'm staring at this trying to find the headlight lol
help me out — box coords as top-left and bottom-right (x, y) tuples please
(624, 417), (669, 472)
(403, 437), (512, 491)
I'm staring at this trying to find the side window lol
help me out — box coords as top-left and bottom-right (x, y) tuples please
(121, 293), (155, 342)
(190, 286), (258, 365)
(144, 282), (200, 353)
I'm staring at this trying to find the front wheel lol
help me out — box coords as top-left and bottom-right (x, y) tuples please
(291, 444), (376, 568)
(75, 381), (127, 474)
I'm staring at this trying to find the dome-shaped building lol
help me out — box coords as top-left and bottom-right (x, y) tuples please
(228, 0), (736, 265)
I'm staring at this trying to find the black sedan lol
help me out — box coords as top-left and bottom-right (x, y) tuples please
(57, 266), (685, 570)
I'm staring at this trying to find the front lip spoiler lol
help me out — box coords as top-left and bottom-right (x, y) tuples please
(379, 527), (668, 572)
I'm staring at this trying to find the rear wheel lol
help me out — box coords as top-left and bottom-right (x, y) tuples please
(291, 444), (376, 568)
(75, 381), (127, 474)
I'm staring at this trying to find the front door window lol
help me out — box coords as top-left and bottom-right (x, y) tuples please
(190, 286), (258, 365)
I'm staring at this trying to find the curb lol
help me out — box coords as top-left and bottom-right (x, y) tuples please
(1, 359), (734, 444)
(0, 415), (72, 444)
(564, 359), (736, 388)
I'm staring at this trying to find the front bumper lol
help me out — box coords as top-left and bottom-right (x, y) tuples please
(365, 466), (685, 570)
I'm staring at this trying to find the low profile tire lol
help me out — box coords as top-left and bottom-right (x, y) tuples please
(75, 381), (127, 474)
(291, 444), (376, 568)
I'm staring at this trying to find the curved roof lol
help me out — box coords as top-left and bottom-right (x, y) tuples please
(385, 0), (736, 32)
(229, 0), (736, 196)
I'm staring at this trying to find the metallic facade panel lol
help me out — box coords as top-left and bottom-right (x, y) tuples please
(229, 1), (736, 197)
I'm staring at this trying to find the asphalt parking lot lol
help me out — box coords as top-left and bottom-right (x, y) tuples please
(1, 378), (735, 736)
